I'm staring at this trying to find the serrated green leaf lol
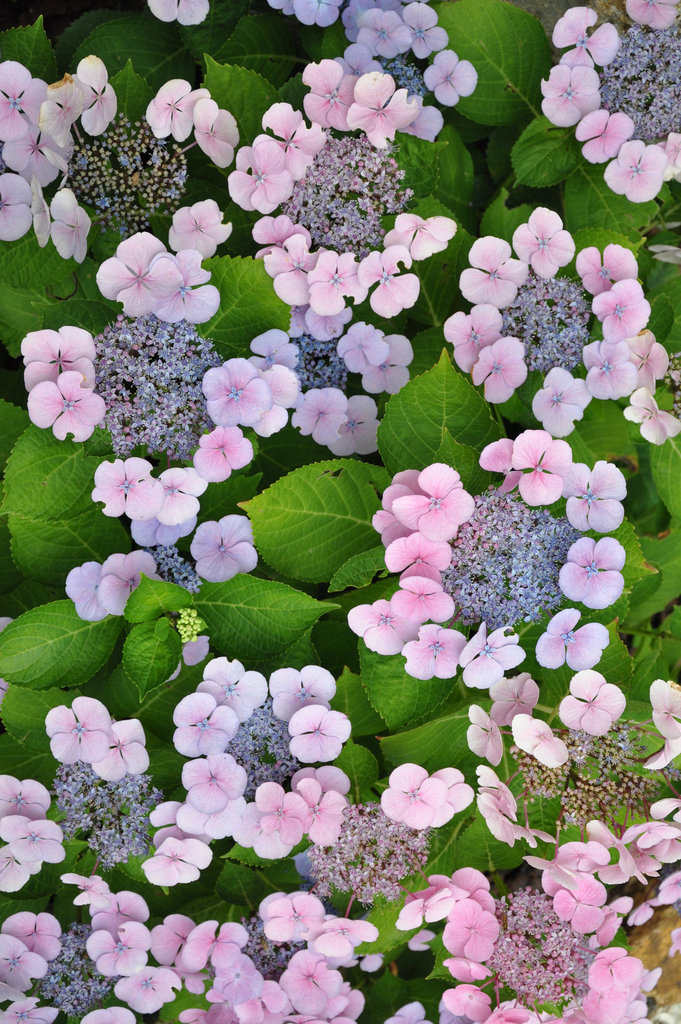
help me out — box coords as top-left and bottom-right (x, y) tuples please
(411, 214), (474, 328)
(123, 618), (182, 698)
(377, 350), (501, 475)
(72, 15), (195, 91)
(203, 57), (280, 144)
(2, 426), (101, 523)
(40, 298), (116, 335)
(480, 188), (535, 244)
(568, 400), (634, 465)
(0, 18), (57, 80)
(330, 667), (386, 735)
(456, 815), (524, 871)
(0, 735), (53, 787)
(124, 575), (192, 623)
(564, 163), (658, 236)
(328, 547), (387, 593)
(334, 740), (378, 802)
(511, 116), (581, 187)
(380, 705), (471, 771)
(0, 686), (65, 752)
(0, 400), (29, 470)
(651, 437), (681, 521)
(9, 512), (129, 586)
(200, 255), (290, 359)
(436, 0), (551, 126)
(213, 13), (299, 87)
(194, 576), (335, 663)
(398, 136), (447, 198)
(55, 9), (122, 71)
(360, 646), (451, 732)
(0, 232), (76, 292)
(648, 294), (675, 342)
(0, 600), (122, 689)
(179, 0), (249, 62)
(244, 460), (388, 583)
(109, 61), (154, 122)
(434, 125), (474, 211)
(434, 431), (493, 494)
(215, 860), (261, 907)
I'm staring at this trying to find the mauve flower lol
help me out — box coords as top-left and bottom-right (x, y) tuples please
(0, 63), (46, 141)
(336, 41), (382, 76)
(261, 892), (325, 943)
(575, 109), (634, 163)
(541, 64), (601, 126)
(97, 233), (182, 316)
(114, 966), (182, 1012)
(250, 327), (299, 370)
(536, 609), (609, 671)
(302, 60), (356, 131)
(467, 705), (503, 766)
(0, 778), (51, 821)
(45, 696), (112, 765)
(337, 321), (388, 373)
(559, 669), (626, 735)
(293, 0), (343, 27)
(445, 304), (502, 373)
(264, 234), (316, 307)
(512, 208), (575, 279)
(0, 816), (64, 864)
(562, 460), (626, 533)
(402, 624), (467, 680)
(385, 531), (452, 581)
(156, 467), (207, 526)
(228, 138), (294, 214)
(347, 71), (418, 148)
(262, 102), (326, 179)
(576, 242), (638, 296)
(423, 50), (477, 106)
(623, 388), (681, 444)
(381, 763), (447, 830)
(392, 462), (474, 541)
(626, 329), (669, 392)
(559, 536), (626, 609)
(269, 665), (335, 722)
(403, 95), (444, 142)
(193, 426), (253, 483)
(553, 7), (620, 66)
(531, 367), (591, 437)
(459, 623), (526, 689)
(191, 515), (258, 582)
(489, 673), (539, 726)
(443, 899), (499, 962)
(472, 336), (527, 404)
(86, 921), (150, 977)
(358, 245), (419, 316)
(192, 98), (239, 168)
(39, 74), (85, 147)
(90, 719), (150, 782)
(169, 199), (231, 258)
(173, 692), (239, 757)
(98, 551), (158, 615)
(27, 370), (105, 442)
(357, 9), (412, 57)
(402, 2), (448, 58)
(147, 0), (209, 21)
(604, 140), (668, 202)
(203, 358), (273, 428)
(0, 173), (33, 241)
(626, 0), (679, 29)
(146, 80), (208, 141)
(385, 213), (456, 261)
(288, 705), (351, 762)
(592, 278), (651, 343)
(361, 332), (413, 394)
(291, 387), (348, 444)
(308, 250), (366, 315)
(183, 752), (247, 813)
(75, 55), (116, 135)
(391, 575), (455, 624)
(0, 935), (47, 990)
(2, 912), (62, 960)
(279, 949), (343, 1015)
(295, 777), (346, 844)
(21, 325), (95, 391)
(554, 876), (607, 934)
(49, 188), (90, 263)
(511, 429), (573, 505)
(460, 236), (528, 307)
(583, 339), (638, 400)
(511, 714), (569, 768)
(151, 249), (219, 324)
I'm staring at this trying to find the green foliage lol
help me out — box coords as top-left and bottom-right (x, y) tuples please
(334, 740), (379, 802)
(180, 0), (250, 62)
(564, 163), (658, 236)
(380, 705), (471, 771)
(328, 547), (387, 593)
(109, 61), (155, 121)
(0, 685), (64, 752)
(0, 18), (58, 80)
(203, 57), (280, 143)
(215, 859), (262, 907)
(200, 256), (290, 358)
(0, 401), (29, 470)
(213, 13), (299, 87)
(651, 438), (681, 521)
(124, 575), (193, 623)
(72, 15), (195, 91)
(398, 136), (448, 198)
(3, 427), (101, 523)
(511, 117), (581, 187)
(244, 460), (389, 583)
(359, 646), (451, 732)
(377, 351), (501, 475)
(436, 0), (552, 126)
(330, 667), (386, 735)
(122, 618), (182, 699)
(480, 188), (538, 244)
(8, 512), (128, 587)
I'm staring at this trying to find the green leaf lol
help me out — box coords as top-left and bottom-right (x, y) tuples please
(0, 17), (58, 80)
(72, 16), (195, 91)
(377, 351), (501, 475)
(0, 735), (53, 788)
(55, 9), (123, 71)
(359, 646), (451, 732)
(380, 706), (471, 771)
(203, 57), (280, 144)
(200, 256), (290, 359)
(179, 0), (249, 62)
(328, 547), (387, 593)
(243, 460), (389, 583)
(9, 512), (129, 587)
(398, 136), (448, 198)
(2, 426), (101, 523)
(215, 860), (261, 907)
(568, 401), (634, 465)
(480, 188), (535, 244)
(196, 472), (262, 526)
(124, 575), (192, 623)
(0, 401), (29, 470)
(213, 13), (299, 88)
(40, 298), (117, 336)
(411, 216), (474, 327)
(434, 431), (493, 495)
(194, 576), (335, 663)
(434, 125), (475, 210)
(648, 294), (675, 342)
(330, 667), (386, 735)
(109, 61), (154, 122)
(650, 438), (681, 521)
(456, 815), (524, 871)
(122, 618), (182, 699)
(436, 0), (551, 125)
(0, 232), (76, 291)
(511, 117), (581, 187)
(0, 686), (64, 752)
(0, 601), (122, 689)
(334, 740), (379, 802)
(355, 897), (408, 958)
(564, 163), (658, 237)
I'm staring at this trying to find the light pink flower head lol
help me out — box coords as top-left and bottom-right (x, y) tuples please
(489, 673), (539, 725)
(193, 425), (253, 484)
(467, 705), (503, 766)
(381, 763), (448, 829)
(361, 332), (413, 394)
(142, 838), (212, 887)
(553, 7), (620, 66)
(357, 245), (419, 317)
(146, 80), (208, 141)
(169, 199), (231, 258)
(583, 339), (638, 400)
(511, 429), (573, 505)
(302, 60), (355, 131)
(384, 213), (456, 261)
(459, 623), (526, 689)
(49, 188), (90, 264)
(511, 714), (569, 768)
(623, 387), (681, 444)
(445, 304), (503, 374)
(173, 692), (239, 757)
(626, 0), (679, 28)
(291, 387), (348, 445)
(562, 460), (626, 532)
(228, 138), (294, 214)
(576, 242), (638, 296)
(604, 139), (668, 202)
(347, 596), (422, 654)
(402, 624), (467, 680)
(442, 898), (499, 962)
(45, 696), (112, 765)
(626, 328), (669, 393)
(288, 705), (351, 763)
(75, 55), (117, 135)
(541, 64), (601, 127)
(203, 358), (273, 428)
(559, 535), (626, 609)
(532, 367), (591, 437)
(155, 467), (207, 526)
(0, 63), (47, 142)
(459, 236), (528, 308)
(21, 325), (95, 392)
(536, 608), (609, 672)
(346, 71), (419, 148)
(90, 719), (150, 782)
(575, 109), (634, 164)
(198, 657), (267, 722)
(269, 665), (336, 722)
(391, 463), (475, 542)
(423, 50), (477, 106)
(559, 669), (626, 735)
(592, 278), (650, 344)
(512, 208), (575, 279)
(261, 101), (326, 180)
(27, 371), (105, 442)
(391, 575), (455, 625)
(96, 233), (182, 316)
(92, 457), (164, 520)
(472, 336), (527, 404)
(308, 250), (366, 316)
(357, 8), (412, 58)
(192, 97), (239, 168)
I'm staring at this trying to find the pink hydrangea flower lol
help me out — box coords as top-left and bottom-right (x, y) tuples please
(86, 921), (151, 977)
(562, 460), (626, 532)
(311, 916), (378, 960)
(423, 50), (477, 106)
(467, 705), (503, 766)
(0, 778), (51, 821)
(623, 388), (681, 444)
(328, 394), (379, 456)
(489, 673), (539, 726)
(192, 98), (239, 168)
(385, 213), (456, 261)
(511, 429), (573, 505)
(114, 966), (182, 1012)
(0, 817), (64, 864)
(27, 371), (105, 442)
(253, 781), (309, 848)
(576, 242), (638, 296)
(45, 696), (112, 765)
(536, 609), (609, 671)
(0, 63), (46, 141)
(96, 233), (182, 316)
(279, 949), (343, 1016)
(155, 467), (207, 527)
(0, 935), (48, 990)
(90, 719), (149, 781)
(357, 245), (419, 316)
(357, 9), (412, 57)
(308, 251), (367, 315)
(554, 876), (608, 934)
(541, 64), (601, 126)
(269, 665), (336, 722)
(38, 71), (84, 148)
(150, 249), (219, 324)
(592, 278), (651, 343)
(169, 199), (231, 258)
(391, 463), (475, 542)
(0, 173), (32, 241)
(346, 71), (418, 148)
(402, 2), (448, 58)
(511, 714), (569, 768)
(444, 305), (502, 373)
(337, 321), (388, 373)
(203, 358), (273, 428)
(559, 669), (626, 735)
(650, 679), (681, 739)
(402, 624), (466, 680)
(335, 42), (382, 77)
(75, 55), (117, 135)
(512, 208), (575, 279)
(302, 60), (355, 131)
(384, 531), (452, 581)
(292, 0), (344, 29)
(261, 102), (326, 179)
(193, 426), (253, 483)
(443, 898), (499, 961)
(459, 623), (526, 689)
(2, 912), (62, 960)
(98, 551), (158, 615)
(626, 329), (669, 392)
(250, 327), (299, 370)
(263, 234), (316, 307)
(583, 339), (638, 399)
(296, 777), (347, 844)
(21, 325), (95, 392)
(559, 536), (626, 609)
(49, 188), (90, 263)
(472, 336), (528, 404)
(553, 7), (620, 66)
(182, 752), (247, 813)
(288, 705), (351, 762)
(261, 892), (325, 943)
(604, 139), (668, 202)
(198, 657), (267, 722)
(228, 138), (294, 214)
(291, 387), (348, 445)
(146, 80), (208, 141)
(626, 0), (679, 29)
(391, 575), (455, 624)
(459, 236), (528, 307)
(361, 332), (413, 394)
(531, 367), (591, 437)
(142, 838), (212, 887)
(575, 109), (634, 163)
(172, 692), (239, 757)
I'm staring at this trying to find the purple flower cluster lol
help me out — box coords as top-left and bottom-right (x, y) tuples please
(39, 922), (115, 1017)
(230, 699), (302, 800)
(500, 270), (592, 374)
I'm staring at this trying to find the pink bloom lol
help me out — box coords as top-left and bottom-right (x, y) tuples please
(151, 249), (219, 324)
(98, 551), (158, 615)
(626, 0), (679, 28)
(626, 328), (669, 392)
(75, 55), (116, 135)
(604, 139), (668, 202)
(430, 767), (474, 825)
(269, 665), (336, 722)
(0, 817), (64, 864)
(443, 899), (499, 962)
(559, 536), (626, 609)
(155, 467), (207, 526)
(183, 753), (247, 813)
(202, 358), (273, 427)
(511, 429), (573, 505)
(554, 875), (607, 933)
(292, 0), (343, 29)
(2, 912), (61, 960)
(532, 367), (591, 437)
(86, 921), (150, 977)
(460, 623), (526, 689)
(553, 7), (620, 66)
(337, 321), (388, 373)
(385, 213), (456, 261)
(261, 892), (326, 943)
(173, 692), (239, 757)
(302, 60), (356, 131)
(373, 469), (423, 546)
(261, 101), (326, 179)
(0, 778), (50, 821)
(250, 327), (299, 370)
(391, 463), (475, 542)
(347, 71), (418, 148)
(21, 325), (95, 392)
(264, 234), (317, 307)
(511, 714), (569, 768)
(575, 109), (634, 163)
(279, 950), (343, 1016)
(541, 64), (601, 127)
(459, 236), (528, 307)
(472, 336), (527, 404)
(49, 188), (90, 263)
(192, 98), (239, 168)
(96, 233), (182, 316)
(295, 777), (346, 844)
(90, 719), (149, 781)
(391, 576), (455, 624)
(444, 304), (502, 373)
(357, 245), (419, 316)
(142, 838), (212, 887)
(384, 531), (452, 581)
(512, 208), (575, 279)
(592, 278), (651, 343)
(288, 705), (351, 763)
(146, 80), (208, 141)
(228, 138), (294, 214)
(650, 679), (681, 739)
(467, 705), (503, 766)
(0, 63), (46, 141)
(357, 9), (412, 58)
(403, 2), (448, 58)
(308, 251), (367, 315)
(114, 966), (181, 1012)
(443, 985), (492, 1022)
(291, 387), (348, 445)
(60, 872), (110, 910)
(169, 199), (231, 258)
(536, 608), (609, 671)
(583, 339), (638, 399)
(0, 173), (36, 241)
(27, 371), (105, 442)
(256, 781), (309, 847)
(402, 624), (466, 680)
(361, 332), (413, 394)
(563, 460), (626, 532)
(198, 657), (267, 722)
(559, 669), (626, 734)
(45, 696), (112, 764)
(623, 387), (681, 444)
(328, 393), (379, 456)
(336, 42), (382, 77)
(82, 1009), (134, 1024)
(193, 425), (253, 483)
(0, 935), (47, 990)
(39, 73), (85, 148)
(577, 242), (638, 296)
(423, 50), (477, 106)
(489, 673), (539, 726)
